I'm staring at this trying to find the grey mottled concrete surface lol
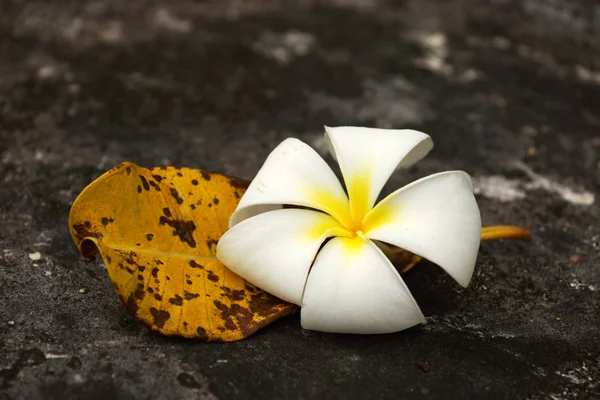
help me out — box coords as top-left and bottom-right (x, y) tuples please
(1, 1), (599, 399)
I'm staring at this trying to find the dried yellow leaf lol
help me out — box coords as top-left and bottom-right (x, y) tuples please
(69, 162), (296, 342)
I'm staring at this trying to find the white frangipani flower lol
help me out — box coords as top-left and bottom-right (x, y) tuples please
(217, 127), (481, 334)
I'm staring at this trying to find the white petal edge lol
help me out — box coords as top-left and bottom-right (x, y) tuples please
(324, 126), (433, 221)
(301, 236), (425, 334)
(217, 209), (349, 305)
(363, 171), (482, 287)
(229, 138), (350, 228)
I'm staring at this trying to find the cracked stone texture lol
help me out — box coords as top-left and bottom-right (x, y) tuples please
(1, 0), (599, 399)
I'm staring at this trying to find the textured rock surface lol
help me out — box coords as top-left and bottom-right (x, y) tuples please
(1, 1), (599, 399)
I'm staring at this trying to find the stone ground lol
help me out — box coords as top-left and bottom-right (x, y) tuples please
(1, 0), (599, 399)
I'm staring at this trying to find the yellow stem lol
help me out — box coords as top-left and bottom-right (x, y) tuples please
(480, 225), (531, 242)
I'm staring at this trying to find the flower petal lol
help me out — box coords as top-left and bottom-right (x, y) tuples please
(229, 138), (351, 228)
(325, 126), (433, 224)
(301, 236), (425, 334)
(363, 171), (481, 287)
(217, 209), (349, 305)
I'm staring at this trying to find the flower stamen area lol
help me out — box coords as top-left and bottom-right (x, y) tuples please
(351, 229), (364, 237)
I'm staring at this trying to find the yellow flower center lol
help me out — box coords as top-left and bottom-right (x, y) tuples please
(305, 169), (390, 239)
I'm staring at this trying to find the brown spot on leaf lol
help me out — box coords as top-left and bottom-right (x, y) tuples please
(169, 295), (183, 306)
(126, 167), (131, 175)
(125, 266), (134, 274)
(206, 239), (218, 252)
(137, 185), (142, 193)
(213, 300), (256, 335)
(231, 290), (245, 301)
(196, 327), (208, 340)
(149, 180), (161, 192)
(177, 172), (183, 177)
(101, 217), (114, 226)
(213, 300), (237, 331)
(186, 279), (193, 285)
(146, 234), (154, 241)
(189, 260), (204, 269)
(137, 274), (144, 281)
(147, 287), (154, 294)
(207, 270), (219, 282)
(152, 174), (163, 182)
(139, 175), (150, 191)
(106, 255), (112, 264)
(163, 208), (172, 218)
(184, 291), (200, 300)
(149, 308), (170, 329)
(170, 188), (184, 205)
(159, 216), (197, 248)
(154, 294), (163, 301)
(230, 303), (254, 330)
(151, 267), (159, 278)
(249, 292), (284, 317)
(191, 179), (198, 185)
(201, 171), (211, 181)
(138, 265), (145, 272)
(134, 283), (145, 300)
(155, 260), (164, 265)
(213, 197), (220, 205)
